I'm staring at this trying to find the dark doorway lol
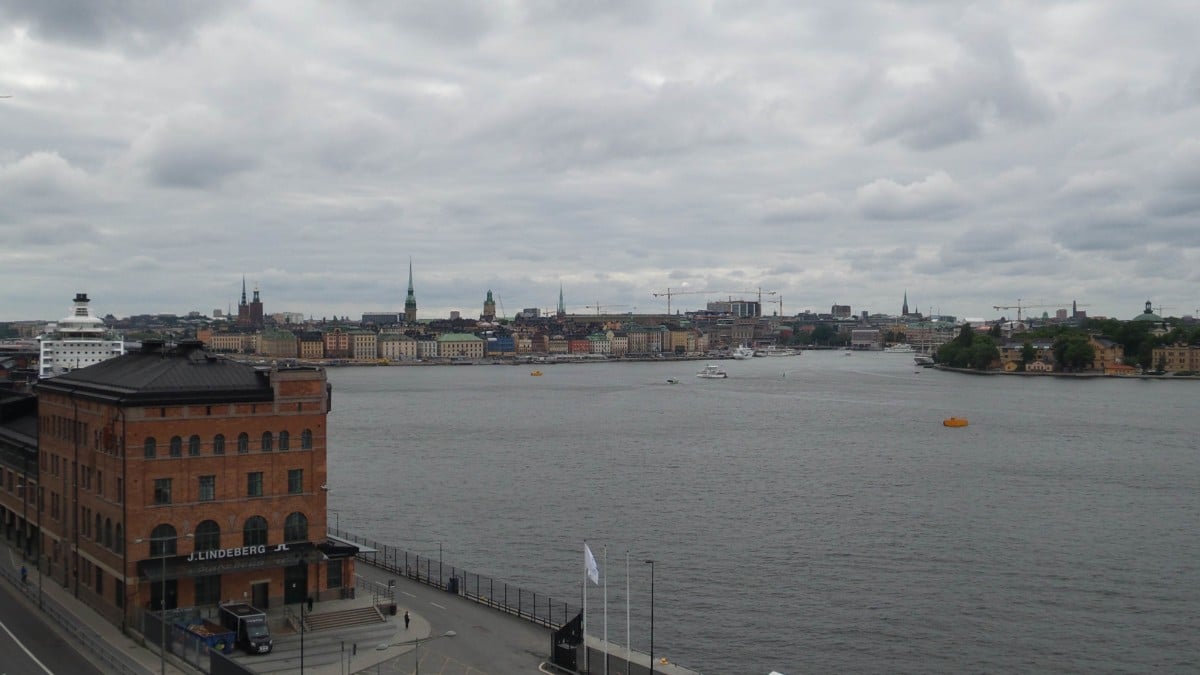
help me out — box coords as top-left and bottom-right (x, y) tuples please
(149, 578), (179, 611)
(252, 581), (269, 609)
(284, 563), (308, 605)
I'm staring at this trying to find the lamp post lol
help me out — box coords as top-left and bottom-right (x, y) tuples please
(136, 533), (192, 675)
(376, 629), (456, 675)
(644, 559), (655, 675)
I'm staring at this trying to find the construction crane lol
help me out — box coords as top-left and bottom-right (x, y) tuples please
(584, 304), (631, 315)
(652, 287), (777, 314)
(992, 299), (1089, 322)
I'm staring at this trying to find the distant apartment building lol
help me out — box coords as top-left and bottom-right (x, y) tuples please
(1152, 344), (1200, 372)
(323, 329), (351, 359)
(378, 333), (418, 361)
(850, 328), (882, 350)
(297, 332), (325, 360)
(831, 304), (852, 318)
(260, 330), (299, 358)
(586, 333), (611, 354)
(208, 332), (253, 354)
(350, 331), (378, 360)
(436, 333), (485, 359)
(609, 332), (628, 357)
(548, 337), (569, 354)
(416, 339), (438, 360)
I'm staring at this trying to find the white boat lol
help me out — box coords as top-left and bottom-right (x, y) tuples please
(914, 354), (935, 366)
(666, 377), (679, 384)
(732, 345), (756, 360)
(883, 343), (915, 353)
(757, 346), (799, 357)
(696, 364), (728, 379)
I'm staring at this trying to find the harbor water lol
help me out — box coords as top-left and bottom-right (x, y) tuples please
(325, 351), (1200, 674)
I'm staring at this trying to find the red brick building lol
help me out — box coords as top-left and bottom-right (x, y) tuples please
(31, 340), (355, 629)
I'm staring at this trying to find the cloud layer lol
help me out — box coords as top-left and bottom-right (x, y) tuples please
(2, 1), (1198, 321)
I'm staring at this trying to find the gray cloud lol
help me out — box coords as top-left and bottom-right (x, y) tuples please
(2, 1), (1199, 321)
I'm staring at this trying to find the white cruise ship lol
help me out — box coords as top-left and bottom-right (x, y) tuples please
(37, 293), (125, 379)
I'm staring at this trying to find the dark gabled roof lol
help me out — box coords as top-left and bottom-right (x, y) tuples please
(35, 340), (273, 406)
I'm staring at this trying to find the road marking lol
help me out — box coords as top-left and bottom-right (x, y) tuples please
(401, 591), (416, 598)
(0, 618), (55, 674)
(429, 601), (446, 610)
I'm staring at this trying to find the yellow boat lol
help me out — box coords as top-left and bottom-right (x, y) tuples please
(530, 370), (543, 376)
(943, 417), (968, 428)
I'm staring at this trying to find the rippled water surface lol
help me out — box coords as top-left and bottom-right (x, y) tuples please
(325, 352), (1200, 674)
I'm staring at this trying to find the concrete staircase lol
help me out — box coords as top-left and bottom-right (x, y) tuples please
(303, 605), (386, 632)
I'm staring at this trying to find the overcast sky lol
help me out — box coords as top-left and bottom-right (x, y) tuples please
(2, 1), (1198, 323)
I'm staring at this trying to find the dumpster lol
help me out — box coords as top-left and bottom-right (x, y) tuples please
(184, 620), (237, 655)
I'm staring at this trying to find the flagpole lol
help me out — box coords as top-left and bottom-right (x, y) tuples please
(603, 545), (609, 675)
(625, 549), (630, 665)
(583, 541), (589, 674)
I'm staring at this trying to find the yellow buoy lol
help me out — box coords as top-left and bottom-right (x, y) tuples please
(943, 417), (968, 427)
(530, 370), (543, 376)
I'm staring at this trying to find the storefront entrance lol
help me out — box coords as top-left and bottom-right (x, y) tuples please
(284, 563), (308, 605)
(252, 581), (269, 609)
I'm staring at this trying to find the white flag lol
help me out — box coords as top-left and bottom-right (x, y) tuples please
(584, 543), (600, 585)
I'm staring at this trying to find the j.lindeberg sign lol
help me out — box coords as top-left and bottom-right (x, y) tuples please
(186, 543), (291, 563)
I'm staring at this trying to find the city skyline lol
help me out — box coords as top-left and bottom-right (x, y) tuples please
(2, 3), (1198, 321)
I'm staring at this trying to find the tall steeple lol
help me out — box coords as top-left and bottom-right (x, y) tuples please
(404, 258), (417, 323)
(557, 284), (566, 318)
(902, 290), (909, 317)
(241, 276), (248, 306)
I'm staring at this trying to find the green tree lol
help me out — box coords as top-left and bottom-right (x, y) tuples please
(989, 322), (1003, 338)
(968, 335), (1000, 370)
(811, 324), (835, 345)
(1020, 341), (1037, 371)
(1053, 335), (1095, 371)
(955, 323), (974, 347)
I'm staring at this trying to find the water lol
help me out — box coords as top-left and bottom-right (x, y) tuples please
(325, 353), (1200, 674)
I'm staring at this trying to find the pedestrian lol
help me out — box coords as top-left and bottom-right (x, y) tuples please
(20, 565), (27, 584)
(404, 610), (410, 630)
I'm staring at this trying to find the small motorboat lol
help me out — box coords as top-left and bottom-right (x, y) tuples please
(666, 377), (679, 384)
(943, 417), (968, 427)
(530, 370), (543, 376)
(696, 364), (728, 379)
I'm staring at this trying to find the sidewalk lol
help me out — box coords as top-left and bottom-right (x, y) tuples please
(1, 543), (429, 675)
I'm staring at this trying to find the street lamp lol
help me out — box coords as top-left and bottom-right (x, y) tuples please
(135, 533), (193, 675)
(376, 629), (456, 675)
(644, 560), (655, 675)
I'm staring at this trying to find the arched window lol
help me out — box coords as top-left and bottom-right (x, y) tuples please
(243, 516), (268, 547)
(194, 520), (221, 551)
(213, 434), (225, 455)
(116, 524), (123, 553)
(301, 429), (313, 450)
(188, 435), (201, 456)
(237, 433), (249, 454)
(149, 524), (177, 557)
(95, 513), (102, 541)
(284, 512), (308, 543)
(279, 431), (290, 451)
(169, 436), (182, 458)
(105, 518), (113, 549)
(261, 432), (273, 452)
(144, 437), (156, 459)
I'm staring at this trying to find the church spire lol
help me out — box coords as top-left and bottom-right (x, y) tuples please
(557, 284), (566, 318)
(902, 290), (909, 316)
(241, 276), (247, 305)
(404, 258), (417, 323)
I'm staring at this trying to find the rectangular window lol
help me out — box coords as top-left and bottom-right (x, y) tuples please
(117, 478), (124, 504)
(194, 574), (221, 606)
(199, 475), (216, 502)
(247, 472), (263, 497)
(153, 478), (172, 505)
(98, 470), (103, 496)
(288, 469), (303, 495)
(327, 559), (343, 589)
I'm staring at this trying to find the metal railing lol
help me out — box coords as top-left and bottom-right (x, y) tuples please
(0, 559), (153, 675)
(332, 527), (578, 630)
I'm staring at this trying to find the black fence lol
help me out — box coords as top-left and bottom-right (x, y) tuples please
(332, 528), (579, 630)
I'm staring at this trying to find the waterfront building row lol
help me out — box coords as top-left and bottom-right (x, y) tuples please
(197, 325), (711, 361)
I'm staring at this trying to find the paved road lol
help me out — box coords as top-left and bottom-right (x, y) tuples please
(0, 576), (105, 675)
(361, 564), (552, 675)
